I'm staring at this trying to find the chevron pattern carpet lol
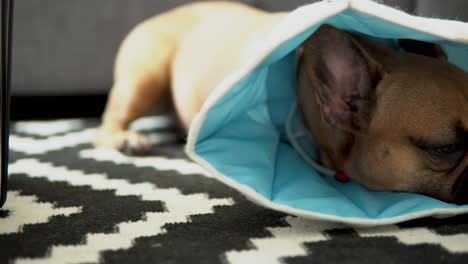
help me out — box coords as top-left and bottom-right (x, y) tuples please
(1, 116), (468, 264)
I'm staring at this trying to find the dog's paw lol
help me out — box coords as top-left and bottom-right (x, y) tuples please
(94, 130), (152, 156)
(116, 131), (152, 156)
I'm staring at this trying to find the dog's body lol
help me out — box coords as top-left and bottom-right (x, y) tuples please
(95, 2), (468, 204)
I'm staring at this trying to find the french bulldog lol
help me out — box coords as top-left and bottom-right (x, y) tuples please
(94, 2), (468, 204)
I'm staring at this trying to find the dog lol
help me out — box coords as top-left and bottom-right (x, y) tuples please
(94, 2), (468, 204)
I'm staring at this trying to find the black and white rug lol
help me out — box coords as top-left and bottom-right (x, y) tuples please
(1, 116), (468, 264)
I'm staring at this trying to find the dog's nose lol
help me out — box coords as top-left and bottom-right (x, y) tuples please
(453, 167), (468, 205)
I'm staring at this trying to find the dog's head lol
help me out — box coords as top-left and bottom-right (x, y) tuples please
(298, 24), (468, 204)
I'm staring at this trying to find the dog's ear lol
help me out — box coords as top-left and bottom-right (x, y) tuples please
(301, 24), (384, 131)
(398, 39), (448, 60)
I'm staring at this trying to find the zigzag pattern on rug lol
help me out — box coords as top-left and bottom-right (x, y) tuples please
(1, 117), (468, 264)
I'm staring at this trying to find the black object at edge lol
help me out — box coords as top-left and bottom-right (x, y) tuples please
(1, 0), (13, 208)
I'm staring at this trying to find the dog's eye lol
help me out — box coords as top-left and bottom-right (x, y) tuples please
(428, 142), (465, 162)
(411, 136), (466, 161)
(433, 143), (463, 155)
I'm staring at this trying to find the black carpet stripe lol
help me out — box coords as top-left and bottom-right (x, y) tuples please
(101, 203), (288, 264)
(0, 174), (164, 262)
(9, 129), (89, 140)
(398, 214), (468, 236)
(31, 143), (244, 201)
(9, 150), (36, 162)
(0, 210), (9, 218)
(324, 228), (359, 237)
(285, 235), (468, 264)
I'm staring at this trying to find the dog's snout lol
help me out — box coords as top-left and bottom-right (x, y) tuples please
(453, 167), (468, 205)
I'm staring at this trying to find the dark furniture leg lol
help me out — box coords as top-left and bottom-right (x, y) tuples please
(1, 0), (13, 207)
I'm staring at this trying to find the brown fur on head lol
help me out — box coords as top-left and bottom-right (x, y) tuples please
(298, 24), (468, 204)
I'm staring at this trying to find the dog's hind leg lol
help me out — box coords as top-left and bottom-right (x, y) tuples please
(94, 16), (182, 155)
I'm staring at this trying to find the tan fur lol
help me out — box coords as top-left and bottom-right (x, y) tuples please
(95, 2), (285, 153)
(95, 2), (468, 203)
